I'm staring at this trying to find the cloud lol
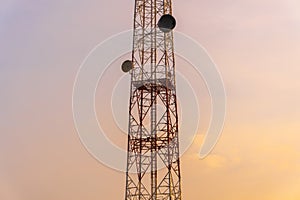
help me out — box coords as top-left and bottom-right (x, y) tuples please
(202, 154), (228, 169)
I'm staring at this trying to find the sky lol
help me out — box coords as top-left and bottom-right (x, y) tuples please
(1, 0), (300, 199)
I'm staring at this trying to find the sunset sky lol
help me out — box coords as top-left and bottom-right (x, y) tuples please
(1, 0), (300, 199)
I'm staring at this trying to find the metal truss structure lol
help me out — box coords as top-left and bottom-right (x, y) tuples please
(125, 0), (182, 199)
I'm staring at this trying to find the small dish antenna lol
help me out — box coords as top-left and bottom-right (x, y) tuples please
(121, 60), (133, 73)
(158, 14), (176, 33)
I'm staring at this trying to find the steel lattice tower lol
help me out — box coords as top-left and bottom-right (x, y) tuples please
(123, 0), (181, 199)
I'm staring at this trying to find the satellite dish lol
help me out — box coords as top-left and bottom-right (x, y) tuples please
(121, 60), (133, 73)
(158, 14), (176, 33)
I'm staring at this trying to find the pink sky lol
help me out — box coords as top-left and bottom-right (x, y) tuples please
(1, 0), (300, 199)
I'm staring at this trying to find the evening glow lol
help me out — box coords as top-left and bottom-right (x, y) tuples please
(0, 0), (299, 199)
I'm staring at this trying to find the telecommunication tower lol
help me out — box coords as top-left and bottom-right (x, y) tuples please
(122, 0), (181, 199)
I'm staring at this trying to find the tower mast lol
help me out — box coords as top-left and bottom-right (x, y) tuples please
(123, 0), (181, 199)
